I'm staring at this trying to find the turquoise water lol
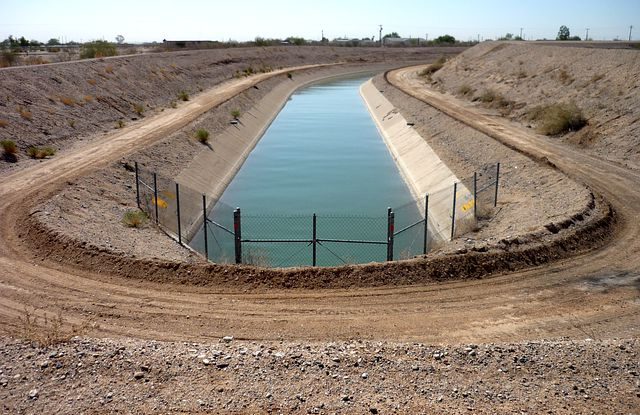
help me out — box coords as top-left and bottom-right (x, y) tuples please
(193, 76), (424, 267)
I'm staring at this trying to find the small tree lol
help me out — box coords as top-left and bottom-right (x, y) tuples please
(434, 34), (456, 44)
(383, 32), (401, 39)
(557, 25), (570, 41)
(115, 35), (125, 44)
(47, 38), (60, 46)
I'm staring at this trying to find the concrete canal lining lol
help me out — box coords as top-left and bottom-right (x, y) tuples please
(360, 78), (471, 242)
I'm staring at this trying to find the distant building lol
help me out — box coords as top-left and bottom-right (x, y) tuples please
(162, 40), (219, 49)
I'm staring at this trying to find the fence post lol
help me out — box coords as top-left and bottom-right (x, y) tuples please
(202, 194), (208, 261)
(153, 172), (159, 224)
(494, 162), (501, 207)
(312, 213), (317, 267)
(423, 193), (429, 255)
(451, 182), (458, 240)
(175, 182), (182, 245)
(234, 208), (242, 264)
(473, 171), (478, 221)
(134, 161), (140, 209)
(387, 207), (395, 261)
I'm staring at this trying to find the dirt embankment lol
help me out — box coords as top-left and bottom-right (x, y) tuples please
(0, 46), (463, 174)
(428, 42), (640, 170)
(372, 73), (594, 251)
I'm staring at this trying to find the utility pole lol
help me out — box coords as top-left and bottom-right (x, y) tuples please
(630, 25), (634, 41)
(520, 27), (523, 39)
(585, 28), (589, 41)
(379, 25), (383, 47)
(477, 34), (480, 43)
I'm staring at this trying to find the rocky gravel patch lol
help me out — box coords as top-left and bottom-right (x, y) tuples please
(1, 336), (637, 413)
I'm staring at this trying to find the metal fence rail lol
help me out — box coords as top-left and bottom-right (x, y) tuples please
(134, 162), (501, 268)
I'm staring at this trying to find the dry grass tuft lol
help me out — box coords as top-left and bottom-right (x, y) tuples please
(19, 308), (91, 347)
(116, 120), (126, 129)
(527, 101), (587, 135)
(18, 106), (32, 120)
(0, 119), (8, 128)
(178, 91), (189, 101)
(87, 78), (97, 86)
(105, 65), (114, 74)
(1, 139), (17, 154)
(83, 95), (94, 103)
(60, 96), (76, 106)
(557, 69), (574, 85)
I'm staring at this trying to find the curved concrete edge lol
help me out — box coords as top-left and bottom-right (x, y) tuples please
(173, 64), (401, 240)
(360, 79), (472, 242)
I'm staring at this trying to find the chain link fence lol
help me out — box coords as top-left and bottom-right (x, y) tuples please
(134, 162), (500, 268)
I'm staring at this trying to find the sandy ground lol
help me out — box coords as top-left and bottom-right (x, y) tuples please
(0, 44), (639, 413)
(429, 41), (640, 170)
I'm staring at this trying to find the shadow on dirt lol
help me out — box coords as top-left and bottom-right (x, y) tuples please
(582, 271), (640, 293)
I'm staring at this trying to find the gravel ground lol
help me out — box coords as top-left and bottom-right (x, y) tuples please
(1, 335), (637, 414)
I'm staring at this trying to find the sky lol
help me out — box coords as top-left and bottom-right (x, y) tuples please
(1, 0), (638, 44)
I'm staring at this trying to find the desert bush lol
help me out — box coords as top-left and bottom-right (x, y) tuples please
(68, 119), (76, 128)
(60, 96), (76, 106)
(0, 119), (8, 128)
(133, 103), (145, 116)
(457, 84), (474, 96)
(527, 102), (587, 135)
(27, 146), (56, 159)
(1, 139), (17, 154)
(104, 64), (114, 74)
(116, 120), (126, 129)
(590, 73), (605, 83)
(87, 78), (97, 86)
(419, 56), (447, 77)
(84, 95), (94, 103)
(230, 109), (241, 119)
(122, 210), (148, 228)
(195, 128), (210, 143)
(80, 40), (117, 59)
(170, 101), (177, 109)
(18, 106), (32, 120)
(178, 90), (189, 101)
(476, 89), (513, 108)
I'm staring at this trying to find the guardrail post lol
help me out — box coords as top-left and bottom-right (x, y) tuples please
(494, 162), (501, 207)
(451, 182), (458, 240)
(423, 193), (429, 255)
(202, 194), (208, 261)
(153, 172), (159, 224)
(473, 171), (478, 221)
(234, 208), (242, 264)
(176, 182), (182, 245)
(134, 161), (140, 209)
(312, 213), (317, 267)
(387, 207), (395, 261)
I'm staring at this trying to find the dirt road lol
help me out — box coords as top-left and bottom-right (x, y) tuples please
(0, 64), (638, 345)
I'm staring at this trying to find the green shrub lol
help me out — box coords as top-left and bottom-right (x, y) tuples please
(133, 103), (145, 116)
(27, 146), (54, 159)
(122, 210), (148, 228)
(178, 91), (189, 101)
(527, 102), (587, 135)
(1, 139), (17, 154)
(80, 40), (117, 59)
(116, 120), (126, 129)
(195, 128), (210, 143)
(230, 109), (241, 119)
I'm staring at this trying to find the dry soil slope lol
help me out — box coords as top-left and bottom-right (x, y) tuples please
(432, 42), (640, 170)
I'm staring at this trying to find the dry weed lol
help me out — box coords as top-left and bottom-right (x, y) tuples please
(19, 308), (92, 347)
(0, 119), (8, 128)
(527, 102), (587, 135)
(17, 106), (32, 120)
(87, 78), (97, 86)
(105, 65), (114, 74)
(60, 96), (76, 106)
